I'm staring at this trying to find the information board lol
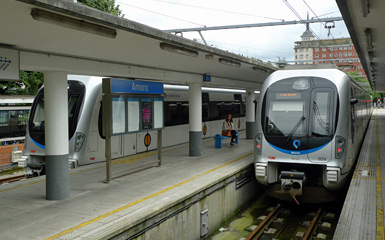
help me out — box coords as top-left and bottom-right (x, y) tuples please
(127, 98), (139, 132)
(154, 98), (163, 129)
(112, 97), (125, 134)
(141, 98), (153, 130)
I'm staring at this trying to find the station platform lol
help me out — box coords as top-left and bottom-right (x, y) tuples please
(0, 131), (258, 240)
(334, 108), (385, 239)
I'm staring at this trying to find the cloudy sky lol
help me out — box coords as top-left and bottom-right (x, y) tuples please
(115, 0), (349, 63)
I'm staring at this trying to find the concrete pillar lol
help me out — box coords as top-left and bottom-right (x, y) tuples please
(189, 83), (202, 156)
(43, 71), (69, 200)
(246, 89), (256, 139)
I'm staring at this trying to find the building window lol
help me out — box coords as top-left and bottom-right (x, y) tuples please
(329, 53), (333, 57)
(299, 48), (303, 52)
(339, 47), (342, 50)
(329, 48), (333, 51)
(334, 53), (338, 57)
(348, 52), (352, 56)
(305, 54), (309, 59)
(344, 52), (347, 57)
(322, 54), (326, 58)
(358, 66), (362, 69)
(348, 46), (352, 50)
(322, 48), (326, 51)
(299, 55), (303, 59)
(315, 48), (319, 52)
(315, 54), (319, 58)
(353, 52), (357, 56)
(339, 53), (342, 57)
(344, 47), (347, 50)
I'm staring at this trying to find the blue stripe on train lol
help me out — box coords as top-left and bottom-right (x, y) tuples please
(267, 142), (330, 155)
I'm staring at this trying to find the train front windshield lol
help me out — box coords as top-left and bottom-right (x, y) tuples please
(261, 77), (338, 152)
(28, 81), (85, 147)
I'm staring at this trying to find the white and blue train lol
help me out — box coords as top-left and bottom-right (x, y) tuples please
(254, 68), (372, 202)
(24, 75), (247, 175)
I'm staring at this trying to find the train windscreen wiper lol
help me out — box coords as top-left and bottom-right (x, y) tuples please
(283, 116), (306, 146)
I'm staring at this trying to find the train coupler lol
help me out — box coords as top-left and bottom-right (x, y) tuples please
(280, 171), (305, 196)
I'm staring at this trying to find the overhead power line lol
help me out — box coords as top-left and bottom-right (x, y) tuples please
(164, 17), (343, 33)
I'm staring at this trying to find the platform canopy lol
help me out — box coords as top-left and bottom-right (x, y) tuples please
(0, 0), (277, 89)
(337, 0), (385, 91)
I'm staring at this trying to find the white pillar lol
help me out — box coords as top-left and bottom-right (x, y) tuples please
(189, 83), (202, 156)
(246, 88), (256, 139)
(43, 71), (70, 200)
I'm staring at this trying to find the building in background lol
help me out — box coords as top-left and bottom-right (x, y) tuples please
(294, 22), (366, 78)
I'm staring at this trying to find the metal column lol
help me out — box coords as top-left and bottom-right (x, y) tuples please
(189, 83), (202, 156)
(43, 71), (69, 200)
(246, 88), (256, 139)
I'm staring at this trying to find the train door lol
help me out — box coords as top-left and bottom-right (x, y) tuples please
(307, 88), (333, 162)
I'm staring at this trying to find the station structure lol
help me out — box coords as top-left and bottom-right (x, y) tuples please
(0, 0), (385, 239)
(0, 0), (275, 200)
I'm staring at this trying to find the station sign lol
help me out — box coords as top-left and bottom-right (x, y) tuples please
(110, 78), (163, 94)
(103, 78), (164, 136)
(0, 48), (20, 81)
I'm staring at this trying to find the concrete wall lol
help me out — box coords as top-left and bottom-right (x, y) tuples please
(111, 165), (259, 240)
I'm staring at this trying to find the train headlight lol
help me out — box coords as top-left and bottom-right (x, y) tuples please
(292, 78), (310, 90)
(255, 133), (262, 155)
(335, 135), (346, 159)
(74, 132), (86, 152)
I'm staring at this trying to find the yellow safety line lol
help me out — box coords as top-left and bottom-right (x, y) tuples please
(44, 152), (253, 240)
(376, 109), (385, 239)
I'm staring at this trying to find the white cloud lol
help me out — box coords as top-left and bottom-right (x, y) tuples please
(116, 0), (349, 62)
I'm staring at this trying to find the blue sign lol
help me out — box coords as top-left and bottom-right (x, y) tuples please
(203, 74), (211, 82)
(110, 79), (163, 94)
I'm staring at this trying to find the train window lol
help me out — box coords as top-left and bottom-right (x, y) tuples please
(311, 91), (332, 137)
(266, 99), (306, 136)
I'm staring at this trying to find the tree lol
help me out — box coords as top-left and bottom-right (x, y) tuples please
(0, 71), (43, 95)
(78, 0), (124, 17)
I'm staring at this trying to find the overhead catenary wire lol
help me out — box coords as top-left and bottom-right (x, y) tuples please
(115, 1), (205, 27)
(145, 0), (284, 21)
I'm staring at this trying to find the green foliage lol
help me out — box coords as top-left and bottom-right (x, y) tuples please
(78, 0), (124, 17)
(346, 71), (385, 99)
(0, 71), (43, 95)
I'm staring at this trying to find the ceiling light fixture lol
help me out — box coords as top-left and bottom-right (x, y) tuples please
(30, 8), (117, 38)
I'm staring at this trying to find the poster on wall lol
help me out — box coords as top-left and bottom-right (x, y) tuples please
(127, 98), (139, 132)
(112, 97), (125, 134)
(141, 98), (153, 129)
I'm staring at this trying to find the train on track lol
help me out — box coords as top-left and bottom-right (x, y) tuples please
(24, 75), (248, 175)
(0, 96), (33, 145)
(254, 68), (372, 203)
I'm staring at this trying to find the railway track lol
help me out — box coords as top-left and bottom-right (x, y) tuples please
(245, 205), (325, 240)
(0, 174), (26, 184)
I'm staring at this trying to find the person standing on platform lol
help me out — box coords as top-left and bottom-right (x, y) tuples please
(222, 114), (237, 146)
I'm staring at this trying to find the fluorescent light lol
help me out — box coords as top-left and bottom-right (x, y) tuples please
(218, 58), (241, 67)
(30, 8), (117, 38)
(159, 43), (198, 57)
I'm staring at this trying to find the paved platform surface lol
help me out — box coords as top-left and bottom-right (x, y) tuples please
(0, 132), (254, 240)
(334, 109), (385, 239)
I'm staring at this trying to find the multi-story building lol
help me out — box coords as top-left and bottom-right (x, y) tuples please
(294, 22), (366, 78)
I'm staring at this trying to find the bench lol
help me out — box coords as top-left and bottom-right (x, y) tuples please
(214, 131), (239, 148)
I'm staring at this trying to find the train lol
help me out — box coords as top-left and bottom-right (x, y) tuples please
(0, 96), (33, 145)
(24, 75), (247, 175)
(254, 68), (372, 203)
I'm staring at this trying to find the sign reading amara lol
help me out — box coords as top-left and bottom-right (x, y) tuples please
(0, 48), (20, 81)
(110, 78), (163, 94)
